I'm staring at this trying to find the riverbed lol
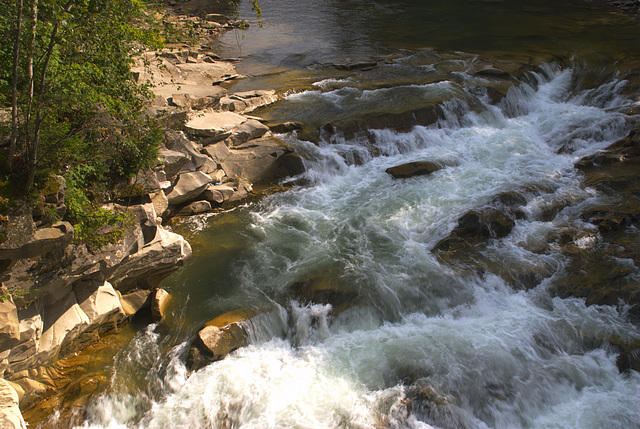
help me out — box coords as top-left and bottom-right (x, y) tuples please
(35, 1), (640, 428)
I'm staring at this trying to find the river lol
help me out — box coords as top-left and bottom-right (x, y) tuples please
(43, 1), (640, 428)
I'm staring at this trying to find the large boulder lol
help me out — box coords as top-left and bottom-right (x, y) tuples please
(220, 136), (305, 184)
(166, 171), (212, 205)
(187, 309), (254, 370)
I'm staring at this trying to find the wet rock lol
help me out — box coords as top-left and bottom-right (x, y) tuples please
(385, 161), (448, 179)
(435, 209), (516, 253)
(390, 378), (469, 429)
(289, 272), (358, 313)
(576, 127), (640, 195)
(581, 201), (640, 233)
(166, 171), (212, 205)
(323, 106), (445, 141)
(187, 309), (255, 370)
(0, 379), (26, 429)
(151, 288), (171, 322)
(332, 61), (378, 71)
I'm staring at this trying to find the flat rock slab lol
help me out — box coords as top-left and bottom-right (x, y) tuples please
(185, 112), (247, 138)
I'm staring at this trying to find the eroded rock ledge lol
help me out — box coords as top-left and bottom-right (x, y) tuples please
(0, 200), (190, 417)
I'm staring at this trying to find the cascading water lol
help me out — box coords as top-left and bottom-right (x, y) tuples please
(67, 55), (640, 429)
(32, 0), (639, 427)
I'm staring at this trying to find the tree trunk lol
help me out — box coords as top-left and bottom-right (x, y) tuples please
(8, 0), (23, 171)
(23, 0), (38, 190)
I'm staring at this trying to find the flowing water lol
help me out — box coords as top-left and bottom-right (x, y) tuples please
(40, 1), (640, 428)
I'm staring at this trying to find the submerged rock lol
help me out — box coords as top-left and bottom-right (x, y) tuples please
(435, 209), (516, 253)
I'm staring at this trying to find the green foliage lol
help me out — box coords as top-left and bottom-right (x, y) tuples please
(65, 169), (131, 250)
(0, 0), (164, 192)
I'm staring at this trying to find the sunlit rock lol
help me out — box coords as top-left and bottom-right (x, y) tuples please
(151, 288), (171, 322)
(0, 379), (26, 429)
(184, 111), (247, 139)
(166, 171), (212, 205)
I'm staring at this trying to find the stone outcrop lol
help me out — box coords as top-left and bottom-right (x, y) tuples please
(0, 200), (191, 412)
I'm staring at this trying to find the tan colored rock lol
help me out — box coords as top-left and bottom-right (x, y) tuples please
(202, 187), (224, 205)
(219, 96), (247, 112)
(230, 90), (278, 113)
(207, 184), (235, 202)
(227, 180), (253, 204)
(166, 171), (212, 205)
(74, 280), (126, 326)
(159, 149), (189, 179)
(184, 111), (247, 139)
(0, 295), (20, 352)
(38, 290), (90, 363)
(151, 288), (171, 322)
(203, 141), (231, 162)
(118, 289), (151, 317)
(7, 314), (42, 370)
(198, 158), (219, 175)
(12, 377), (47, 410)
(0, 379), (26, 429)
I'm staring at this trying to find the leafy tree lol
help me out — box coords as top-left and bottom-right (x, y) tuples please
(0, 0), (163, 194)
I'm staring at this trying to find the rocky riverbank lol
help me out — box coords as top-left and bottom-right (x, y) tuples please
(0, 5), (306, 427)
